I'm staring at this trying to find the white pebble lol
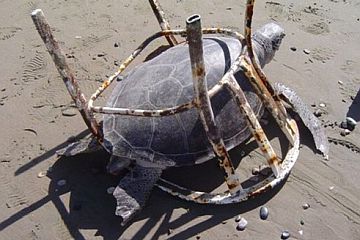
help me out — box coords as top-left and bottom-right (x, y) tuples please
(281, 230), (290, 239)
(338, 80), (343, 85)
(236, 217), (248, 231)
(346, 117), (357, 127)
(37, 171), (47, 178)
(298, 230), (303, 235)
(57, 179), (66, 186)
(302, 203), (310, 210)
(329, 186), (334, 190)
(319, 103), (326, 108)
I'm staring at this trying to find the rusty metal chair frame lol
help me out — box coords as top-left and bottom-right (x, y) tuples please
(31, 0), (300, 204)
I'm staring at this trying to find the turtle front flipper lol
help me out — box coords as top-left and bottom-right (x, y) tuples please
(113, 165), (163, 226)
(56, 135), (102, 157)
(274, 82), (329, 158)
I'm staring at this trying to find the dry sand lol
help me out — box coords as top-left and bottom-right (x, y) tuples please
(1, 0), (360, 239)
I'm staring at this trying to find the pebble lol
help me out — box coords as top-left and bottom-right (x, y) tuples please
(346, 117), (357, 130)
(57, 179), (66, 186)
(338, 80), (344, 85)
(75, 36), (82, 39)
(302, 203), (310, 210)
(97, 53), (105, 57)
(235, 215), (242, 222)
(236, 217), (248, 231)
(107, 187), (115, 194)
(114, 42), (119, 47)
(37, 171), (47, 178)
(252, 167), (260, 175)
(300, 220), (305, 225)
(303, 49), (311, 54)
(281, 230), (290, 239)
(340, 129), (351, 136)
(298, 230), (303, 235)
(329, 186), (334, 190)
(290, 47), (297, 51)
(260, 206), (269, 220)
(62, 108), (77, 117)
(319, 103), (326, 108)
(314, 109), (322, 117)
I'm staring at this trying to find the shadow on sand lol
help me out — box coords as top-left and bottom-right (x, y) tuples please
(0, 114), (320, 240)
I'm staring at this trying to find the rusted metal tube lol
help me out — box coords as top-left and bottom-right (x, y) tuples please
(31, 9), (103, 142)
(186, 14), (240, 193)
(244, 0), (295, 145)
(240, 56), (296, 144)
(222, 74), (280, 177)
(149, 0), (178, 46)
(92, 100), (196, 116)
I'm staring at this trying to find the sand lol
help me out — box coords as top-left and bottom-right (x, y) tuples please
(0, 0), (359, 239)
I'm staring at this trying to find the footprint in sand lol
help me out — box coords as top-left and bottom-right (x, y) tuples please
(310, 47), (336, 63)
(0, 27), (22, 41)
(301, 21), (330, 35)
(21, 51), (47, 83)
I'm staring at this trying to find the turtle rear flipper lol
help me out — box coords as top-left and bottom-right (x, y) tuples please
(113, 165), (162, 226)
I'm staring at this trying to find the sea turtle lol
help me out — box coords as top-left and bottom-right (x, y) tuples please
(104, 22), (284, 224)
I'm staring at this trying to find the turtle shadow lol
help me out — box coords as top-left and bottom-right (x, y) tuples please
(44, 127), (287, 240)
(1, 115), (301, 240)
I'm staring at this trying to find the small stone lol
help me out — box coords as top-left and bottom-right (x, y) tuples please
(107, 187), (115, 194)
(252, 167), (260, 175)
(196, 234), (201, 239)
(75, 36), (82, 39)
(346, 117), (357, 130)
(300, 220), (305, 225)
(319, 103), (326, 108)
(236, 217), (248, 231)
(290, 47), (297, 51)
(37, 171), (47, 178)
(281, 230), (290, 239)
(62, 108), (77, 117)
(329, 186), (334, 190)
(226, 7), (232, 10)
(338, 80), (344, 85)
(114, 42), (119, 48)
(57, 179), (66, 186)
(260, 206), (269, 220)
(167, 228), (173, 235)
(340, 129), (351, 136)
(235, 215), (242, 222)
(298, 230), (303, 235)
(314, 109), (322, 117)
(303, 49), (311, 54)
(97, 53), (105, 57)
(302, 203), (310, 210)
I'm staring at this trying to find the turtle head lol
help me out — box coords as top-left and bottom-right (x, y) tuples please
(253, 22), (285, 66)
